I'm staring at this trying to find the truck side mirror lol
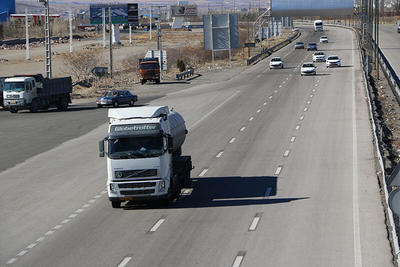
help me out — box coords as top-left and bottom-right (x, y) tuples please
(99, 140), (105, 157)
(167, 136), (174, 153)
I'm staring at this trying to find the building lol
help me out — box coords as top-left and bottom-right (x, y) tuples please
(0, 0), (16, 22)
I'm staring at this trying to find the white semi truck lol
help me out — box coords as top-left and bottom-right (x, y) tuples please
(99, 106), (192, 208)
(3, 74), (72, 113)
(314, 20), (323, 31)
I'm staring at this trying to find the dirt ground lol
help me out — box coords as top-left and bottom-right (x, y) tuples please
(0, 27), (293, 99)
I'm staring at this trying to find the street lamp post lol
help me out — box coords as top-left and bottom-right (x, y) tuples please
(38, 0), (52, 78)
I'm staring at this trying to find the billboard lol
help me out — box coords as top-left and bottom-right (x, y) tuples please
(90, 4), (129, 24)
(203, 14), (239, 51)
(271, 0), (354, 17)
(171, 5), (198, 17)
(127, 3), (139, 25)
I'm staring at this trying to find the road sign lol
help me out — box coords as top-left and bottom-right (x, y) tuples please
(127, 4), (139, 26)
(90, 4), (128, 24)
(171, 5), (198, 17)
(145, 50), (167, 70)
(389, 188), (400, 216)
(203, 14), (239, 51)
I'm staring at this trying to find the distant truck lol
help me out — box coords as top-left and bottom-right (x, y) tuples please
(139, 58), (161, 84)
(3, 74), (72, 113)
(99, 106), (192, 208)
(314, 20), (323, 31)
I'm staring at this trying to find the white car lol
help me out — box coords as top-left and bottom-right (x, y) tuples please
(301, 62), (317, 76)
(269, 57), (284, 69)
(292, 27), (299, 32)
(313, 51), (326, 62)
(326, 55), (341, 67)
(320, 36), (328, 43)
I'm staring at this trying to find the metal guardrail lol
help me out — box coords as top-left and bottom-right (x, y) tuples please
(176, 68), (194, 80)
(246, 32), (301, 66)
(374, 42), (400, 104)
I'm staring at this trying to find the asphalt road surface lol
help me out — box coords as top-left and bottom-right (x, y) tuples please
(0, 25), (394, 267)
(379, 24), (400, 76)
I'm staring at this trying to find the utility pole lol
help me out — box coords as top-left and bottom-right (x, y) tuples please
(102, 8), (106, 48)
(150, 7), (152, 40)
(375, 0), (379, 79)
(39, 0), (51, 78)
(157, 7), (162, 79)
(109, 5), (113, 79)
(69, 9), (73, 53)
(25, 8), (30, 60)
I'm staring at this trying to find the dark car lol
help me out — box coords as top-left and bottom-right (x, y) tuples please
(307, 43), (318, 51)
(96, 90), (138, 108)
(295, 42), (305, 49)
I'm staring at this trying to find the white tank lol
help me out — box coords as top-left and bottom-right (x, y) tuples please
(167, 111), (187, 152)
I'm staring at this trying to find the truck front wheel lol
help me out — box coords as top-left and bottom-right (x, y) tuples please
(30, 99), (39, 113)
(9, 108), (18, 113)
(111, 201), (121, 208)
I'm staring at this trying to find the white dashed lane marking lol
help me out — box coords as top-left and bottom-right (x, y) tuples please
(16, 250), (27, 257)
(7, 258), (17, 264)
(118, 257), (132, 267)
(45, 230), (54, 236)
(216, 151), (224, 158)
(283, 150), (290, 157)
(249, 213), (263, 231)
(249, 117), (254, 121)
(295, 125), (301, 130)
(290, 136), (296, 143)
(149, 218), (166, 232)
(26, 243), (37, 249)
(240, 126), (246, 132)
(275, 166), (283, 176)
(229, 137), (236, 144)
(232, 252), (246, 267)
(199, 169), (208, 177)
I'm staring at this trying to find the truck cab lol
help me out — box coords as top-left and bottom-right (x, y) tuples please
(314, 20), (323, 31)
(139, 58), (161, 85)
(3, 76), (37, 112)
(99, 106), (192, 208)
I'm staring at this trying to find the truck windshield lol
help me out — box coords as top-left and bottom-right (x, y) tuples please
(140, 63), (159, 70)
(108, 136), (163, 159)
(4, 82), (24, 92)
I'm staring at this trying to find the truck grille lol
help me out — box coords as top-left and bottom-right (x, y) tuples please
(120, 189), (155, 195)
(118, 182), (156, 188)
(7, 95), (19, 99)
(115, 169), (157, 179)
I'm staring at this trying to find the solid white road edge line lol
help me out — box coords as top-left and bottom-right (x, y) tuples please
(188, 91), (240, 131)
(118, 257), (132, 267)
(352, 33), (362, 267)
(150, 218), (166, 232)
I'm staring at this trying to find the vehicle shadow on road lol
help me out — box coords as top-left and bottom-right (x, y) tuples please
(124, 176), (308, 210)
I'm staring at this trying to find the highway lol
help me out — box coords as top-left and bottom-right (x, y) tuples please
(0, 25), (394, 267)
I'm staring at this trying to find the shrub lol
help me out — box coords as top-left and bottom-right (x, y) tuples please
(177, 59), (186, 72)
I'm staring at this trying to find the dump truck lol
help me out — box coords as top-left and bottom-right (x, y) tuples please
(99, 106), (192, 208)
(139, 58), (160, 84)
(3, 74), (72, 113)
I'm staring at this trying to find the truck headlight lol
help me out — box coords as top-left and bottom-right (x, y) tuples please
(110, 183), (118, 192)
(159, 180), (166, 192)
